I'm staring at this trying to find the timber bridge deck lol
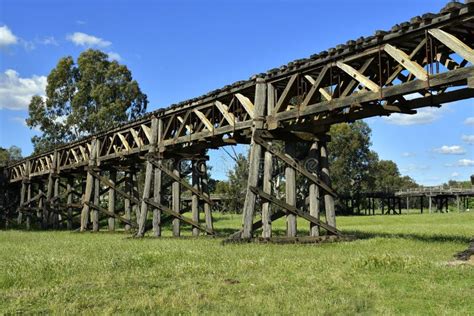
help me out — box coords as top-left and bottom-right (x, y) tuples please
(1, 1), (474, 241)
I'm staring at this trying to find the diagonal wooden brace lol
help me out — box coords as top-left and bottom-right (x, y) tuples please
(253, 133), (338, 198)
(250, 186), (341, 236)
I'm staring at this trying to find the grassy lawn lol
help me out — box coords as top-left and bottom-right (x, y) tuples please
(0, 211), (473, 315)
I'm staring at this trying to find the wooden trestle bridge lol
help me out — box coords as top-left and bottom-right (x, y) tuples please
(1, 1), (474, 241)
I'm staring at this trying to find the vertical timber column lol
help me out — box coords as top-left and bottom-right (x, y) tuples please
(17, 178), (26, 226)
(137, 117), (158, 237)
(261, 82), (275, 239)
(198, 158), (214, 231)
(80, 138), (98, 231)
(320, 137), (336, 228)
(124, 171), (132, 231)
(172, 159), (181, 237)
(308, 141), (321, 237)
(92, 176), (100, 232)
(53, 173), (60, 229)
(26, 177), (31, 230)
(153, 119), (163, 237)
(428, 196), (432, 214)
(200, 160), (213, 233)
(108, 170), (116, 231)
(66, 178), (73, 230)
(191, 160), (200, 237)
(132, 171), (140, 223)
(285, 142), (297, 237)
(241, 77), (266, 239)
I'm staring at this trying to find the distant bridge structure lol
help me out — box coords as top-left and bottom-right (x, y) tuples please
(1, 1), (474, 242)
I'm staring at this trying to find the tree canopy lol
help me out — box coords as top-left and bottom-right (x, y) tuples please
(27, 49), (148, 153)
(0, 146), (23, 166)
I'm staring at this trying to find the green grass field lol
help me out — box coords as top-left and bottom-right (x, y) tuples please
(1, 211), (473, 315)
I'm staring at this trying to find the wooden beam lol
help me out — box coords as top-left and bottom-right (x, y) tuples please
(384, 44), (428, 81)
(235, 93), (255, 119)
(144, 199), (214, 235)
(250, 186), (341, 236)
(85, 201), (136, 228)
(429, 28), (474, 65)
(254, 133), (337, 198)
(215, 101), (236, 126)
(336, 61), (380, 92)
(273, 74), (298, 113)
(193, 109), (214, 132)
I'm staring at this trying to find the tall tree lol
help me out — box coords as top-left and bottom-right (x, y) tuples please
(0, 146), (23, 166)
(328, 121), (375, 195)
(27, 49), (148, 153)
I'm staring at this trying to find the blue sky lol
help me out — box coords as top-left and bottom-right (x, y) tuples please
(0, 0), (473, 185)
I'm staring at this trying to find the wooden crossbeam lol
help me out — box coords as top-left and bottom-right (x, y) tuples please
(149, 159), (214, 205)
(177, 112), (192, 135)
(117, 133), (131, 151)
(193, 109), (214, 132)
(336, 61), (380, 92)
(341, 57), (375, 97)
(84, 201), (137, 228)
(254, 133), (337, 198)
(215, 101), (236, 126)
(143, 198), (214, 235)
(250, 186), (341, 236)
(88, 169), (140, 204)
(302, 66), (331, 106)
(141, 124), (152, 142)
(274, 74), (298, 113)
(235, 93), (255, 119)
(130, 128), (144, 147)
(429, 28), (474, 65)
(384, 44), (428, 81)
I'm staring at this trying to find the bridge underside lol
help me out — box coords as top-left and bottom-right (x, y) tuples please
(1, 1), (474, 240)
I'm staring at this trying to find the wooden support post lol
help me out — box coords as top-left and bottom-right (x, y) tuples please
(457, 195), (460, 212)
(308, 141), (320, 237)
(200, 160), (213, 234)
(108, 170), (117, 231)
(124, 172), (132, 232)
(320, 138), (336, 228)
(44, 172), (54, 229)
(66, 178), (73, 230)
(80, 138), (98, 232)
(172, 160), (181, 237)
(406, 196), (410, 212)
(241, 78), (266, 239)
(261, 148), (273, 238)
(25, 180), (31, 230)
(285, 142), (297, 237)
(192, 160), (200, 236)
(53, 175), (60, 228)
(153, 119), (163, 237)
(137, 117), (158, 237)
(92, 176), (100, 232)
(429, 196), (432, 214)
(17, 179), (26, 225)
(420, 196), (424, 214)
(132, 171), (140, 224)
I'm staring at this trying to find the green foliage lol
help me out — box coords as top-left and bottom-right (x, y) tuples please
(0, 146), (23, 166)
(214, 153), (249, 213)
(27, 49), (148, 153)
(0, 212), (473, 314)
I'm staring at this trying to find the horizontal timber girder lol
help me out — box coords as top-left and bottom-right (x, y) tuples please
(2, 2), (474, 193)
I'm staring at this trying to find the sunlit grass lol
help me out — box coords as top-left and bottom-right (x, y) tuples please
(0, 211), (473, 314)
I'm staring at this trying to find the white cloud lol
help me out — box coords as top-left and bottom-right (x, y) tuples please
(401, 152), (415, 157)
(462, 135), (474, 145)
(451, 172), (460, 178)
(465, 117), (474, 126)
(0, 25), (18, 47)
(107, 51), (121, 61)
(76, 20), (87, 25)
(67, 32), (111, 47)
(0, 69), (47, 110)
(37, 36), (58, 46)
(400, 164), (429, 173)
(433, 145), (466, 155)
(383, 106), (446, 126)
(458, 159), (474, 167)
